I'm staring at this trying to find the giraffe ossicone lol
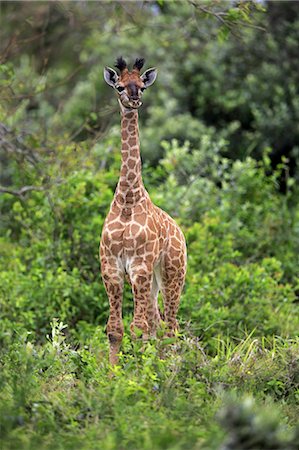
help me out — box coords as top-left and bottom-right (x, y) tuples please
(100, 57), (187, 365)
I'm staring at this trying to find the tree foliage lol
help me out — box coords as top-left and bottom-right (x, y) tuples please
(0, 1), (299, 449)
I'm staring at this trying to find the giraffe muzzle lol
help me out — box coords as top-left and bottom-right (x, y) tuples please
(128, 99), (142, 109)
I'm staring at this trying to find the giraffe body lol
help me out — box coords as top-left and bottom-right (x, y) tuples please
(101, 58), (186, 365)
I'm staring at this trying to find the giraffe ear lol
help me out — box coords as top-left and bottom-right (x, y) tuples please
(141, 68), (157, 88)
(104, 67), (119, 87)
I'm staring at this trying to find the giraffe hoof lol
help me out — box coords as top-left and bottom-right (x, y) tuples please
(107, 331), (123, 344)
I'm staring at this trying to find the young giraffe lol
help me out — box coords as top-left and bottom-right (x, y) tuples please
(101, 57), (187, 365)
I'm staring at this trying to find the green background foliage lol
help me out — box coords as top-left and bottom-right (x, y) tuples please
(0, 1), (299, 449)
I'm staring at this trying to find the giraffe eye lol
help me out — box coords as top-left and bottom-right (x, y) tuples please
(116, 86), (125, 92)
(140, 87), (146, 92)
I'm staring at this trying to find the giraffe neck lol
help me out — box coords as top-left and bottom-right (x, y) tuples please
(114, 108), (146, 208)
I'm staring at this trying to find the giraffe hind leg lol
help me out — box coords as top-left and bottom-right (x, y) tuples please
(147, 273), (162, 338)
(161, 226), (187, 337)
(161, 276), (184, 336)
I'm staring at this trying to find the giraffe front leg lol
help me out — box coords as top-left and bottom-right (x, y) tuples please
(101, 259), (124, 366)
(106, 292), (124, 366)
(129, 264), (153, 341)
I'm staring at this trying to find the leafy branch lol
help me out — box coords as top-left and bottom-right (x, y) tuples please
(0, 184), (46, 197)
(189, 0), (266, 39)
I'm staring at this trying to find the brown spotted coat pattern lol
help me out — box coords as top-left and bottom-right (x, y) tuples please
(100, 109), (186, 366)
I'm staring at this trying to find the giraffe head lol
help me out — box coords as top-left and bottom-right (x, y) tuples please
(104, 57), (157, 110)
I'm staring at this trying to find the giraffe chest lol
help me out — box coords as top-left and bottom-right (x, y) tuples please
(101, 208), (166, 266)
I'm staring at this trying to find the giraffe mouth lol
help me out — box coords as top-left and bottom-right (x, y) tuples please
(126, 100), (142, 109)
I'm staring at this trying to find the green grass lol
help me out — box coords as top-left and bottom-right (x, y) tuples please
(1, 320), (298, 450)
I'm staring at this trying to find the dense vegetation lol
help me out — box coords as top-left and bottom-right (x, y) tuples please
(0, 1), (298, 449)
